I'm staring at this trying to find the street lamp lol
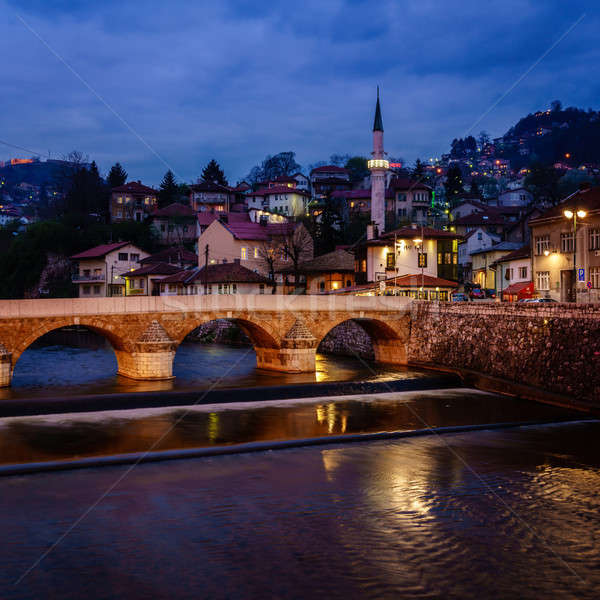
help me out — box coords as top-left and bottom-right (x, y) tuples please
(563, 208), (586, 302)
(413, 236), (424, 298)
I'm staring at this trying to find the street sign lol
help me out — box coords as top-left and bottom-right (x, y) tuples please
(587, 281), (593, 289)
(578, 268), (585, 282)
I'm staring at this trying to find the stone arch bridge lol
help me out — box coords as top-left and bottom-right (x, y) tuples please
(0, 295), (413, 387)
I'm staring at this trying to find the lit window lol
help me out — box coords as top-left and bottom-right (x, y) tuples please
(536, 271), (550, 291)
(254, 247), (259, 258)
(241, 247), (247, 260)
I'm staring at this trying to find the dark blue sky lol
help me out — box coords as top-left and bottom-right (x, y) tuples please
(1, 0), (597, 185)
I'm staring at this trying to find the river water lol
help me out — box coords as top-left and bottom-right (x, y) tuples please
(1, 420), (598, 599)
(1, 332), (598, 598)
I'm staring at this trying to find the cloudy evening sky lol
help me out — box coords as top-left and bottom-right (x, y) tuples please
(0, 0), (598, 185)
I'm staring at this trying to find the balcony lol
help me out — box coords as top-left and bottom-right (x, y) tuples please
(72, 274), (105, 283)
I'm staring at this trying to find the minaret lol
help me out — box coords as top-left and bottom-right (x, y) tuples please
(368, 87), (388, 236)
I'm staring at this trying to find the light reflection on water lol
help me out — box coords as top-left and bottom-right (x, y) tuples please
(0, 421), (598, 599)
(2, 342), (425, 400)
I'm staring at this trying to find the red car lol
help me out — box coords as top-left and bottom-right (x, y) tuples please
(469, 288), (485, 300)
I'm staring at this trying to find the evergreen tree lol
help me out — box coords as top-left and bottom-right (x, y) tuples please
(107, 162), (127, 188)
(412, 159), (426, 182)
(444, 165), (464, 207)
(158, 170), (179, 208)
(344, 156), (369, 183)
(201, 159), (228, 186)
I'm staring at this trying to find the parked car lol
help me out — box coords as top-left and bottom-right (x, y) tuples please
(451, 292), (469, 302)
(469, 288), (485, 300)
(526, 298), (557, 303)
(484, 289), (496, 299)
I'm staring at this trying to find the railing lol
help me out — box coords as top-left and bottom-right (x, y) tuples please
(72, 274), (105, 282)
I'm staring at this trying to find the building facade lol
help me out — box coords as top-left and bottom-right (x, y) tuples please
(110, 181), (158, 222)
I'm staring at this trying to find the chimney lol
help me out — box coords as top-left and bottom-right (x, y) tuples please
(366, 223), (375, 240)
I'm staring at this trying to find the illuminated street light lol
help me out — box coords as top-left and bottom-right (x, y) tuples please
(564, 208), (586, 302)
(544, 250), (550, 257)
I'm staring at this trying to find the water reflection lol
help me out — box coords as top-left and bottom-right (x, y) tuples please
(3, 341), (425, 400)
(0, 389), (580, 466)
(1, 422), (598, 599)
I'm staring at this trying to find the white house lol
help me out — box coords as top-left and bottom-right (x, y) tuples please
(497, 187), (532, 207)
(492, 245), (533, 300)
(70, 241), (149, 297)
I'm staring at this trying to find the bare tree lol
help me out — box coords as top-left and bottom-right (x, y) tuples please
(281, 224), (314, 292)
(257, 239), (281, 294)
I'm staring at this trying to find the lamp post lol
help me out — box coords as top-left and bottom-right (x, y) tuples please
(563, 208), (586, 302)
(413, 236), (424, 299)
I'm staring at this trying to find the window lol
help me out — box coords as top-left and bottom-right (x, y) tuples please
(93, 285), (101, 295)
(589, 229), (600, 250)
(536, 271), (550, 291)
(130, 253), (139, 262)
(477, 232), (483, 240)
(241, 247), (247, 260)
(139, 279), (145, 289)
(259, 283), (265, 294)
(418, 253), (427, 268)
(444, 253), (452, 265)
(591, 267), (600, 289)
(319, 281), (325, 291)
(361, 259), (366, 272)
(560, 232), (574, 253)
(519, 266), (528, 279)
(386, 252), (395, 269)
(438, 253), (442, 264)
(83, 269), (91, 278)
(534, 235), (550, 255)
(82, 285), (91, 295)
(505, 268), (513, 281)
(117, 196), (123, 204)
(232, 284), (237, 294)
(254, 247), (259, 259)
(118, 253), (128, 261)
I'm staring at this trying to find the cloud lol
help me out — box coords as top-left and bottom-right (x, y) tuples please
(0, 0), (597, 184)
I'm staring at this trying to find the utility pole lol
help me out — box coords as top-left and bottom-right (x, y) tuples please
(204, 244), (209, 295)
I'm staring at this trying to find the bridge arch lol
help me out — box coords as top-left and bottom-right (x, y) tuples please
(315, 316), (409, 366)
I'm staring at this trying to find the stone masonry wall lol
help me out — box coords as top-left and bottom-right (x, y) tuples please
(318, 320), (375, 360)
(407, 302), (600, 405)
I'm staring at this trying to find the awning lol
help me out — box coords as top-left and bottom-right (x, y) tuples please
(502, 281), (533, 298)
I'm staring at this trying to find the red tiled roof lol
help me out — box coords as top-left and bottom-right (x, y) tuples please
(121, 262), (182, 277)
(140, 247), (197, 265)
(197, 212), (250, 226)
(219, 220), (297, 241)
(453, 211), (505, 226)
(190, 181), (231, 193)
(389, 177), (431, 191)
(111, 181), (156, 195)
(272, 176), (297, 184)
(310, 165), (349, 174)
(160, 263), (271, 285)
(152, 202), (196, 217)
(502, 281), (533, 296)
(70, 241), (131, 259)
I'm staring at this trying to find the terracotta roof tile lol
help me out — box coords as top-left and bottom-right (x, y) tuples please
(70, 241), (131, 259)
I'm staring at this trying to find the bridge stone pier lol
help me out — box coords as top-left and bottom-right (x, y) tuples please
(0, 295), (412, 386)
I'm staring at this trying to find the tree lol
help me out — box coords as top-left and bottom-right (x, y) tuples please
(107, 162), (127, 188)
(281, 224), (313, 291)
(444, 165), (464, 206)
(525, 162), (562, 205)
(344, 156), (369, 183)
(412, 159), (426, 182)
(158, 170), (179, 208)
(201, 159), (228, 186)
(257, 240), (281, 294)
(470, 179), (481, 196)
(329, 153), (351, 167)
(247, 152), (302, 184)
(62, 161), (109, 222)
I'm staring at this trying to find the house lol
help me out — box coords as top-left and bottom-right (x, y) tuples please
(491, 245), (533, 301)
(450, 199), (490, 221)
(110, 181), (158, 222)
(452, 210), (507, 238)
(190, 181), (231, 213)
(469, 241), (521, 290)
(159, 262), (271, 296)
(458, 227), (501, 282)
(353, 226), (460, 286)
(292, 172), (310, 193)
(197, 218), (313, 279)
(310, 166), (351, 199)
(121, 262), (183, 296)
(529, 185), (600, 302)
(140, 247), (198, 269)
(332, 273), (458, 301)
(497, 187), (532, 207)
(245, 186), (310, 217)
(150, 203), (197, 246)
(70, 241), (149, 297)
(278, 248), (355, 294)
(197, 211), (252, 236)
